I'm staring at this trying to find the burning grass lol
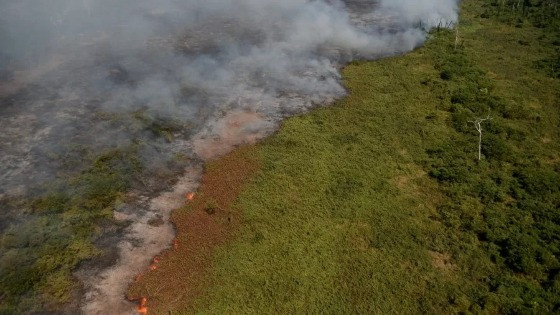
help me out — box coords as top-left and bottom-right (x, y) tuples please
(127, 145), (261, 314)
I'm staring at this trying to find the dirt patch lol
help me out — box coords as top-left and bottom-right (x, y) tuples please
(192, 110), (272, 161)
(127, 145), (260, 314)
(391, 167), (427, 196)
(429, 251), (456, 272)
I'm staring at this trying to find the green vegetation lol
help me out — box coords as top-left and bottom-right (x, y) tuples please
(0, 147), (141, 313)
(185, 1), (560, 313)
(0, 106), (193, 313)
(133, 110), (186, 142)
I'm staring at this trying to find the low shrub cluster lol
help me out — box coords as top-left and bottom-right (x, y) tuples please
(422, 16), (560, 311)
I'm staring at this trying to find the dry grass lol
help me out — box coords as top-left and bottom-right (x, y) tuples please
(127, 145), (261, 314)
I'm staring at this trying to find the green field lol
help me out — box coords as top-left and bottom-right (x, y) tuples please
(183, 1), (560, 313)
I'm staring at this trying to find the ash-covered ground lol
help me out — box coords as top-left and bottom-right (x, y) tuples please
(0, 0), (458, 313)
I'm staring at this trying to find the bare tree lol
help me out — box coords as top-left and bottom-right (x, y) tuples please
(468, 114), (492, 160)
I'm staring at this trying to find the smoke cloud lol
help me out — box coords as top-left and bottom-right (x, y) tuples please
(0, 0), (459, 313)
(0, 0), (459, 191)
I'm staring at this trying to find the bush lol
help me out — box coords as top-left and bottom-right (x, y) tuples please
(451, 88), (473, 104)
(451, 106), (472, 132)
(505, 126), (527, 141)
(440, 68), (454, 80)
(475, 179), (504, 203)
(513, 167), (560, 196)
(481, 134), (512, 161)
(503, 102), (529, 119)
(429, 166), (469, 183)
(501, 235), (543, 277)
(31, 194), (70, 214)
(481, 95), (506, 114)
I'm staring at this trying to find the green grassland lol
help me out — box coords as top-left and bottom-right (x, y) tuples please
(186, 1), (560, 313)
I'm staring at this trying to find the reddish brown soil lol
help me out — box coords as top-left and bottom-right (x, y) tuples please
(127, 145), (260, 314)
(193, 110), (268, 160)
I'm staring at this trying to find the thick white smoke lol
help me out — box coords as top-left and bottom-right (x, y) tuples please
(0, 0), (459, 313)
(0, 0), (461, 187)
(377, 0), (459, 27)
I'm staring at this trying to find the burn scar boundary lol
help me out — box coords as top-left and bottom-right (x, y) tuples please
(127, 145), (261, 314)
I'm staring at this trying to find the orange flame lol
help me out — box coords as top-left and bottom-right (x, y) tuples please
(149, 256), (160, 271)
(137, 297), (148, 315)
(173, 239), (179, 250)
(186, 192), (195, 201)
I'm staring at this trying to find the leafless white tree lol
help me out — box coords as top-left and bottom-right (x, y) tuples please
(468, 114), (492, 160)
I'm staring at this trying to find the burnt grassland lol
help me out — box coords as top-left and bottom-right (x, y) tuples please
(0, 147), (141, 313)
(138, 0), (560, 313)
(0, 114), (189, 313)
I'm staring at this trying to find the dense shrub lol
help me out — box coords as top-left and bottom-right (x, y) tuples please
(481, 134), (512, 161)
(440, 68), (454, 80)
(475, 179), (504, 203)
(450, 88), (473, 104)
(514, 167), (560, 196)
(450, 105), (472, 132)
(429, 166), (468, 182)
(422, 7), (560, 312)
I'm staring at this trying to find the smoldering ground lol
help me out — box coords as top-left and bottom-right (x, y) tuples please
(0, 0), (459, 313)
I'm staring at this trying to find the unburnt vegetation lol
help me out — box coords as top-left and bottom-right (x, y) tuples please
(149, 0), (558, 313)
